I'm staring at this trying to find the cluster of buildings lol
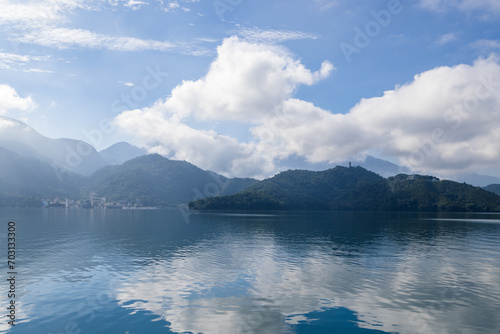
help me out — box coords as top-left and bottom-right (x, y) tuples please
(406, 175), (440, 182)
(42, 193), (157, 209)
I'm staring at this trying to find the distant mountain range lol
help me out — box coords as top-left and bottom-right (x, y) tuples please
(277, 154), (409, 178)
(0, 116), (258, 206)
(484, 184), (500, 196)
(0, 116), (107, 176)
(190, 167), (500, 212)
(2, 115), (500, 210)
(99, 142), (147, 165)
(0, 146), (86, 196)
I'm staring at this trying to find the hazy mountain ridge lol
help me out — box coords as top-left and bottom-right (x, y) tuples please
(484, 184), (500, 196)
(0, 116), (108, 176)
(190, 167), (500, 212)
(84, 154), (258, 206)
(0, 117), (257, 206)
(0, 146), (87, 198)
(2, 116), (500, 209)
(99, 142), (147, 165)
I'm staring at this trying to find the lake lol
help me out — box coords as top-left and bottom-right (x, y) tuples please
(0, 208), (499, 333)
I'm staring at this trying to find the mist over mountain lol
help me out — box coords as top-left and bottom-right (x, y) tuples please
(484, 184), (500, 196)
(453, 173), (500, 188)
(0, 146), (86, 198)
(0, 117), (257, 206)
(2, 116), (500, 209)
(99, 142), (147, 165)
(0, 116), (108, 176)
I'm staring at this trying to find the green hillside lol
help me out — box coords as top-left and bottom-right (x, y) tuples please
(189, 167), (500, 212)
(86, 154), (257, 206)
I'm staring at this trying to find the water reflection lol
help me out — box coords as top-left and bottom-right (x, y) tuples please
(113, 211), (500, 334)
(0, 209), (499, 333)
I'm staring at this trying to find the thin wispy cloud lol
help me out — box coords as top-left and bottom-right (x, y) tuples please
(0, 51), (51, 72)
(312, 0), (339, 11)
(419, 0), (500, 14)
(16, 27), (210, 55)
(469, 39), (500, 50)
(235, 27), (320, 44)
(123, 0), (148, 11)
(436, 33), (458, 45)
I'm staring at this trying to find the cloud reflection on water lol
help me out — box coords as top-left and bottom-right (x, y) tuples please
(114, 214), (500, 334)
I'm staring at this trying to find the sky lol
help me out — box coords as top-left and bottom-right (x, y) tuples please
(1, 0), (500, 179)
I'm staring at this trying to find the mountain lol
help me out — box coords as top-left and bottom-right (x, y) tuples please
(99, 142), (147, 165)
(356, 155), (410, 178)
(0, 146), (86, 199)
(0, 116), (108, 176)
(277, 154), (409, 178)
(484, 184), (500, 196)
(453, 173), (500, 188)
(190, 166), (500, 212)
(86, 154), (258, 206)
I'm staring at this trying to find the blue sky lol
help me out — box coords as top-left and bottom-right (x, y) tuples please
(1, 0), (500, 178)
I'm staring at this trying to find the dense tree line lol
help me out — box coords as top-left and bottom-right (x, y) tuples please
(190, 167), (500, 212)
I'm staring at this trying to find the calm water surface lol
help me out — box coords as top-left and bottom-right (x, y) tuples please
(0, 209), (499, 333)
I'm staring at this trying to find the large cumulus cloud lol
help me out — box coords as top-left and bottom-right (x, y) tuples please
(114, 35), (500, 178)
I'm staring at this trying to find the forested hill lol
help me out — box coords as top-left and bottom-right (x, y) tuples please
(86, 154), (257, 206)
(189, 166), (500, 212)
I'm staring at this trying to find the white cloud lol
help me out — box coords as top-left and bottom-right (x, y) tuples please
(419, 0), (500, 13)
(1, 0), (207, 55)
(312, 0), (339, 11)
(0, 51), (52, 72)
(0, 0), (114, 30)
(115, 36), (500, 179)
(119, 81), (135, 87)
(0, 52), (31, 70)
(436, 33), (458, 45)
(114, 228), (497, 334)
(159, 0), (197, 12)
(114, 37), (334, 177)
(345, 55), (500, 175)
(114, 103), (256, 175)
(17, 27), (175, 51)
(469, 39), (500, 50)
(123, 0), (147, 10)
(16, 27), (209, 55)
(162, 37), (333, 121)
(162, 1), (180, 12)
(0, 84), (37, 115)
(236, 27), (320, 44)
(0, 0), (150, 27)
